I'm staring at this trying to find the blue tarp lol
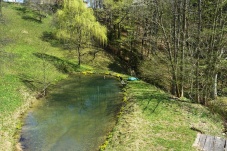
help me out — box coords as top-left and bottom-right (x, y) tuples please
(127, 77), (139, 81)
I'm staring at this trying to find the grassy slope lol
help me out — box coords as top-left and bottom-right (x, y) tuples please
(0, 3), (225, 151)
(106, 80), (224, 151)
(0, 5), (60, 113)
(0, 4), (66, 150)
(0, 3), (113, 150)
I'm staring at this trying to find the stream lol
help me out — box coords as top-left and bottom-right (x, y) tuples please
(19, 75), (123, 151)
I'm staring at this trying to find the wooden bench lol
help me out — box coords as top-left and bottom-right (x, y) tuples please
(193, 133), (227, 151)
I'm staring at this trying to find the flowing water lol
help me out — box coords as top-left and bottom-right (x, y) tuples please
(19, 75), (123, 151)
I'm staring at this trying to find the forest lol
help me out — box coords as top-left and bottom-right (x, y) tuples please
(89, 0), (227, 104)
(0, 0), (227, 150)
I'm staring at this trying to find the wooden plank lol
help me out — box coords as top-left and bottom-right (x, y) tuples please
(214, 136), (226, 151)
(203, 135), (214, 151)
(193, 133), (201, 147)
(198, 134), (207, 150)
(192, 134), (227, 151)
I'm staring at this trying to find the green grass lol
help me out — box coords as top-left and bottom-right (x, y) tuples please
(0, 1), (121, 147)
(0, 75), (23, 114)
(209, 97), (227, 118)
(0, 3), (114, 150)
(0, 4), (65, 150)
(106, 80), (224, 151)
(0, 2), (115, 114)
(0, 3), (226, 151)
(0, 3), (67, 115)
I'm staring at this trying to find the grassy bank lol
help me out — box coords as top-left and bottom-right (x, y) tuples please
(0, 3), (114, 150)
(0, 3), (65, 150)
(106, 80), (225, 151)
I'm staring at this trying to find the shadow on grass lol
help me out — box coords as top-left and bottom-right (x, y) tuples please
(21, 15), (42, 23)
(139, 92), (168, 113)
(41, 31), (77, 52)
(14, 6), (27, 14)
(41, 31), (56, 42)
(131, 84), (195, 114)
(106, 51), (130, 74)
(0, 37), (14, 46)
(108, 61), (126, 74)
(40, 31), (65, 48)
(33, 52), (79, 74)
(104, 44), (141, 75)
(14, 5), (43, 23)
(19, 74), (41, 91)
(140, 91), (199, 116)
(143, 97), (162, 113)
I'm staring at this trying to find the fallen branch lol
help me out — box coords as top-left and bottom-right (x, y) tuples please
(190, 126), (204, 134)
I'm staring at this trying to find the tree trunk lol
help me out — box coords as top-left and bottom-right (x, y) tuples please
(77, 46), (81, 66)
(77, 29), (82, 66)
(0, 0), (2, 18)
(180, 0), (187, 97)
(118, 23), (121, 39)
(42, 54), (47, 96)
(214, 73), (218, 99)
(171, 70), (180, 97)
(195, 0), (202, 103)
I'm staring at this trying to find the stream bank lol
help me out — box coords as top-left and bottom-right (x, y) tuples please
(18, 75), (123, 151)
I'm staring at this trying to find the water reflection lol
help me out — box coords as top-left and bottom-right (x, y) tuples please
(20, 75), (122, 151)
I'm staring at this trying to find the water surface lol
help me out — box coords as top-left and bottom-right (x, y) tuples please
(20, 75), (122, 151)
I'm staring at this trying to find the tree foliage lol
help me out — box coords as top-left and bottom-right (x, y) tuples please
(95, 0), (227, 104)
(55, 0), (107, 65)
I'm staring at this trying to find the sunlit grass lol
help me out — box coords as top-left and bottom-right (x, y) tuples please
(106, 80), (224, 151)
(0, 75), (23, 114)
(0, 3), (117, 150)
(0, 4), (71, 150)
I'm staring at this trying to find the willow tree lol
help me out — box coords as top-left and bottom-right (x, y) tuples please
(56, 0), (107, 65)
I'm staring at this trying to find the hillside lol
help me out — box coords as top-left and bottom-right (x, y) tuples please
(0, 3), (226, 151)
(0, 3), (114, 150)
